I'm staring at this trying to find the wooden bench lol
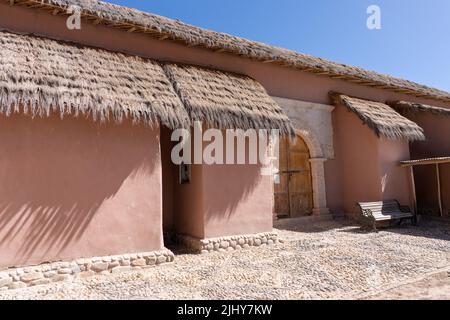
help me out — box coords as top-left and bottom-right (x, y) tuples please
(358, 200), (417, 230)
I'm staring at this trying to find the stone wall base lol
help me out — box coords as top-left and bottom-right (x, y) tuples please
(174, 232), (280, 254)
(0, 249), (174, 291)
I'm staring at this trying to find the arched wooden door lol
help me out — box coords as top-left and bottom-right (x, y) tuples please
(274, 135), (313, 218)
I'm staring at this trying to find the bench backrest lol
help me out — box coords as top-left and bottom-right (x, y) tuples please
(358, 200), (401, 216)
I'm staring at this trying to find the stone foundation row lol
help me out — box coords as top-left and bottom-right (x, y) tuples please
(176, 232), (280, 253)
(0, 232), (280, 291)
(0, 249), (174, 291)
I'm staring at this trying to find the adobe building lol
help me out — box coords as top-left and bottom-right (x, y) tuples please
(0, 0), (449, 290)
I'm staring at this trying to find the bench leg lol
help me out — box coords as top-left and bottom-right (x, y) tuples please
(372, 221), (377, 232)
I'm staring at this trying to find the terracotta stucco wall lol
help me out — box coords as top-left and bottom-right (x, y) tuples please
(202, 164), (273, 238)
(378, 139), (412, 207)
(201, 131), (273, 238)
(173, 164), (205, 239)
(330, 106), (381, 214)
(2, 3), (450, 215)
(0, 115), (163, 268)
(330, 106), (413, 214)
(409, 114), (450, 159)
(161, 127), (175, 231)
(164, 128), (273, 239)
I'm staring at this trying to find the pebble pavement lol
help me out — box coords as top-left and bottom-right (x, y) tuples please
(1, 218), (449, 300)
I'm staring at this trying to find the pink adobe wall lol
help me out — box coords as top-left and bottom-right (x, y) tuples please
(164, 128), (205, 239)
(1, 3), (450, 215)
(200, 130), (273, 238)
(330, 105), (382, 214)
(408, 114), (450, 159)
(170, 163), (272, 240)
(330, 106), (413, 215)
(161, 127), (175, 231)
(0, 114), (164, 268)
(173, 164), (205, 239)
(378, 139), (412, 207)
(162, 128), (273, 239)
(202, 164), (273, 238)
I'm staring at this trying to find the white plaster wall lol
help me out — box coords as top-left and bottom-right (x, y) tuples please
(272, 97), (335, 159)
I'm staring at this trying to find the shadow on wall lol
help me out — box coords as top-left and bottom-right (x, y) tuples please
(0, 114), (159, 267)
(163, 126), (269, 239)
(203, 163), (262, 221)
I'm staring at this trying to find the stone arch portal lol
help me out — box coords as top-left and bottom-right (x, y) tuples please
(272, 97), (333, 217)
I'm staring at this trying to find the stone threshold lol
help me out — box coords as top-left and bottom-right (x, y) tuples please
(274, 213), (335, 228)
(174, 232), (280, 254)
(0, 249), (174, 291)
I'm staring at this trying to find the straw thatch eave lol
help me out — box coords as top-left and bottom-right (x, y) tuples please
(330, 93), (426, 142)
(163, 63), (294, 136)
(0, 30), (293, 134)
(5, 0), (450, 104)
(388, 101), (450, 117)
(0, 30), (191, 129)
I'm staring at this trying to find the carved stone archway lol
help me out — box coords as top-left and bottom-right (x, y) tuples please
(295, 129), (329, 215)
(272, 97), (334, 216)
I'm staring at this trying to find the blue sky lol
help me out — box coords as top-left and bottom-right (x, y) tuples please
(108, 0), (450, 92)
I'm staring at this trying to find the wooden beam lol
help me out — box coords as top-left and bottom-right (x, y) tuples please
(409, 166), (418, 215)
(400, 158), (450, 167)
(436, 164), (443, 217)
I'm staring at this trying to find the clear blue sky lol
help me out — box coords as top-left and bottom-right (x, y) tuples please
(108, 0), (450, 92)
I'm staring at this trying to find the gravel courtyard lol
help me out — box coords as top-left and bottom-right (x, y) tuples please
(1, 218), (450, 300)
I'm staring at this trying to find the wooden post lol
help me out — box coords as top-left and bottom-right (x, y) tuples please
(436, 164), (443, 217)
(409, 166), (417, 215)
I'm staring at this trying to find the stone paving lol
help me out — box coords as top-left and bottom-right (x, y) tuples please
(1, 218), (450, 300)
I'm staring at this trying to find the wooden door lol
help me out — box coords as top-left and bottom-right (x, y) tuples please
(274, 135), (313, 218)
(274, 136), (290, 217)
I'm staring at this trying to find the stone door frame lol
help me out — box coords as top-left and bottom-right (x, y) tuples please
(272, 97), (335, 216)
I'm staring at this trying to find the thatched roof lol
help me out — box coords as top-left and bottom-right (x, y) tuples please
(331, 93), (426, 141)
(0, 30), (292, 132)
(388, 101), (450, 117)
(163, 64), (294, 135)
(0, 30), (190, 129)
(7, 0), (450, 103)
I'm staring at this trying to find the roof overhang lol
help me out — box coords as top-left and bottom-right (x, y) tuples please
(0, 30), (293, 133)
(388, 101), (450, 117)
(330, 93), (426, 142)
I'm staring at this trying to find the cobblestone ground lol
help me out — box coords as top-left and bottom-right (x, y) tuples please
(363, 270), (450, 300)
(1, 218), (450, 300)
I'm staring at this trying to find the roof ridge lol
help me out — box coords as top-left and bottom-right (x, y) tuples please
(7, 0), (450, 103)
